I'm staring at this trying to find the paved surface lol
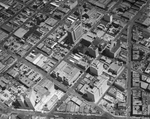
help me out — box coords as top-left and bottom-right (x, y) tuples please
(0, 1), (30, 26)
(0, 0), (106, 117)
(126, 24), (132, 119)
(0, 0), (149, 119)
(125, 2), (150, 119)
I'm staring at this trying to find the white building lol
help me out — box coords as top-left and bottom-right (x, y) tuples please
(85, 75), (109, 103)
(90, 60), (107, 76)
(53, 61), (81, 85)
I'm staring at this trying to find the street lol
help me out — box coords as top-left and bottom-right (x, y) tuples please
(0, 0), (149, 119)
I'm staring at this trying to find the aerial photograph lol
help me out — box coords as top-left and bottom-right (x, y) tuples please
(0, 0), (150, 119)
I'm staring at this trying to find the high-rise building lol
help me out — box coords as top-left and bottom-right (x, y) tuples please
(89, 60), (105, 76)
(53, 61), (82, 86)
(87, 38), (102, 58)
(38, 79), (55, 93)
(85, 75), (109, 103)
(17, 90), (37, 110)
(103, 14), (113, 24)
(17, 95), (26, 109)
(67, 21), (83, 44)
(88, 45), (99, 58)
(103, 40), (121, 58)
(108, 61), (123, 75)
(24, 90), (37, 109)
(17, 79), (56, 110)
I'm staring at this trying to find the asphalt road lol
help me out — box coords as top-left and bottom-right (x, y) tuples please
(0, 0), (114, 117)
(0, 0), (149, 119)
(126, 23), (132, 119)
(125, 2), (150, 119)
(0, 0), (46, 49)
(21, 57), (106, 114)
(96, 0), (149, 117)
(11, 0), (108, 116)
(0, 0), (90, 116)
(0, 0), (32, 26)
(2, 108), (141, 119)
